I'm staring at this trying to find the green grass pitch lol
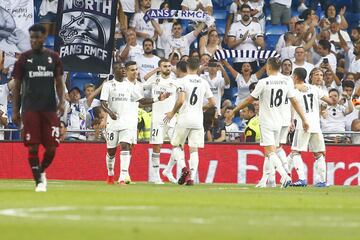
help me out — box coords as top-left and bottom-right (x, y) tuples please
(0, 180), (360, 240)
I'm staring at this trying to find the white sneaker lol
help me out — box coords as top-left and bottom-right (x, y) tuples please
(255, 183), (267, 188)
(35, 182), (47, 192)
(154, 180), (164, 185)
(162, 170), (177, 183)
(41, 173), (47, 187)
(267, 180), (276, 188)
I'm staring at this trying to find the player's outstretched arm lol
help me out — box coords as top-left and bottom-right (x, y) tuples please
(138, 92), (171, 106)
(290, 97), (309, 132)
(101, 100), (117, 120)
(232, 96), (255, 117)
(164, 91), (185, 124)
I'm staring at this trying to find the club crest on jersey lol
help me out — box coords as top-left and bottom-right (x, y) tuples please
(48, 57), (52, 64)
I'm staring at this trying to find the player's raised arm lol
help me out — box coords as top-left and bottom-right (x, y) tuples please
(289, 97), (309, 132)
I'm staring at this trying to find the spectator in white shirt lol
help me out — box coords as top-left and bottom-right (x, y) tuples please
(322, 4), (348, 30)
(135, 38), (161, 82)
(339, 33), (360, 81)
(199, 29), (222, 57)
(118, 29), (144, 62)
(151, 20), (206, 58)
(321, 88), (353, 143)
(275, 17), (298, 53)
(228, 4), (264, 72)
(314, 40), (337, 72)
(181, 0), (213, 15)
(222, 60), (266, 104)
(129, 0), (155, 45)
(292, 46), (315, 83)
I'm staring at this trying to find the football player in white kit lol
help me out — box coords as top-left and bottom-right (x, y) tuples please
(288, 68), (334, 187)
(231, 58), (309, 188)
(142, 59), (179, 184)
(257, 72), (294, 188)
(100, 61), (169, 185)
(164, 58), (216, 186)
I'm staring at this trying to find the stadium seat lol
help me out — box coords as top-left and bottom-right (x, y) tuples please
(213, 10), (228, 20)
(45, 35), (55, 49)
(346, 12), (360, 29)
(328, 0), (353, 9)
(216, 19), (226, 35)
(265, 24), (288, 35)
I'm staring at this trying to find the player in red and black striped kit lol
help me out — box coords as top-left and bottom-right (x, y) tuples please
(13, 24), (65, 192)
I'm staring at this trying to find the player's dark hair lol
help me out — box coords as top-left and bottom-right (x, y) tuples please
(176, 61), (188, 73)
(188, 57), (200, 71)
(329, 88), (339, 96)
(28, 24), (46, 34)
(267, 57), (281, 71)
(318, 40), (331, 52)
(342, 80), (355, 89)
(293, 68), (307, 82)
(246, 104), (255, 113)
(158, 58), (170, 67)
(125, 61), (137, 69)
(240, 4), (251, 12)
(143, 38), (154, 47)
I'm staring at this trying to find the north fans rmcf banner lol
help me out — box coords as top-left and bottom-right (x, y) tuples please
(1, 143), (360, 185)
(54, 0), (118, 73)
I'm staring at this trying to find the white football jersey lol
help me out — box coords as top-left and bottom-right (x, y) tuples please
(177, 74), (214, 129)
(250, 74), (295, 130)
(100, 79), (143, 131)
(294, 84), (325, 133)
(126, 79), (143, 130)
(143, 74), (179, 127)
(280, 74), (294, 127)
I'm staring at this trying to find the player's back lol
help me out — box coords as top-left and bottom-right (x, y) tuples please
(251, 74), (294, 130)
(280, 74), (294, 126)
(294, 83), (324, 133)
(177, 74), (213, 129)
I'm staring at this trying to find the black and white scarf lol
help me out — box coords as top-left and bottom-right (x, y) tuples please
(213, 49), (280, 61)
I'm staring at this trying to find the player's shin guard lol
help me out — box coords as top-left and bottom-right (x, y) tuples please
(106, 153), (115, 176)
(292, 153), (306, 180)
(276, 148), (290, 174)
(28, 152), (41, 185)
(315, 155), (326, 183)
(164, 151), (177, 173)
(268, 152), (290, 182)
(173, 147), (185, 169)
(40, 150), (55, 173)
(189, 152), (199, 181)
(257, 157), (271, 186)
(151, 152), (161, 181)
(119, 151), (131, 181)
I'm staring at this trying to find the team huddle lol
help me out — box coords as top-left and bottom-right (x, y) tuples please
(13, 24), (334, 192)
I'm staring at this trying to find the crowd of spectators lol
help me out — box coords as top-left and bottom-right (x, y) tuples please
(0, 0), (360, 144)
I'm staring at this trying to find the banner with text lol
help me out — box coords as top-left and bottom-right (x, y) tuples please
(0, 143), (359, 185)
(54, 0), (118, 73)
(0, 0), (33, 53)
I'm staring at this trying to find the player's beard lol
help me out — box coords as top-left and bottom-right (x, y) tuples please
(162, 70), (170, 76)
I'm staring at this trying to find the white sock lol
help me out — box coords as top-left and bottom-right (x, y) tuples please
(315, 155), (326, 183)
(119, 151), (130, 181)
(165, 151), (177, 173)
(313, 159), (319, 184)
(258, 157), (271, 185)
(268, 164), (276, 184)
(172, 147), (185, 169)
(151, 152), (161, 181)
(106, 153), (115, 176)
(189, 152), (199, 181)
(292, 153), (306, 180)
(287, 154), (294, 173)
(269, 152), (288, 179)
(276, 148), (290, 174)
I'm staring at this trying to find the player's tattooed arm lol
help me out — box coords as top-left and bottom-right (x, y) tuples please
(101, 100), (117, 120)
(164, 91), (185, 124)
